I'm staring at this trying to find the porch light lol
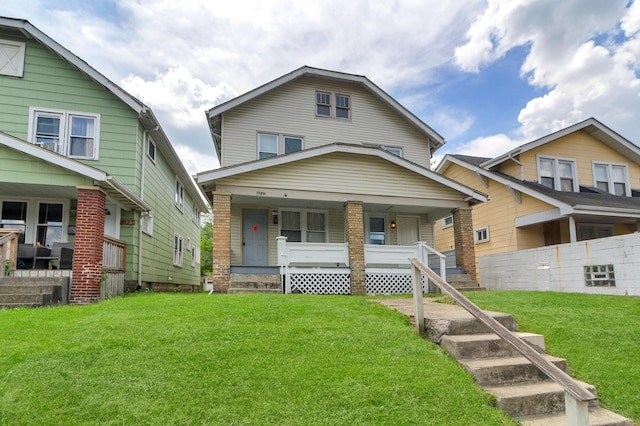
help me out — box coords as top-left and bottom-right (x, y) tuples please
(390, 220), (396, 229)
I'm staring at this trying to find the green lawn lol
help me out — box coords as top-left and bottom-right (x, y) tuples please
(466, 291), (640, 423)
(0, 294), (514, 426)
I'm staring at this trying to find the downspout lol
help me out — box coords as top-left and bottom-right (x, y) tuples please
(507, 153), (524, 181)
(137, 130), (149, 290)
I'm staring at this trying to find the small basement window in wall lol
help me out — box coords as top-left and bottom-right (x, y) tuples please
(474, 226), (489, 244)
(584, 264), (615, 287)
(0, 39), (26, 77)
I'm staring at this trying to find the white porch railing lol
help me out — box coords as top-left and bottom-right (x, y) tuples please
(277, 237), (350, 294)
(276, 237), (448, 295)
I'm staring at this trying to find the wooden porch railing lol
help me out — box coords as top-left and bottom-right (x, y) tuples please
(0, 230), (21, 275)
(102, 236), (126, 298)
(409, 257), (596, 426)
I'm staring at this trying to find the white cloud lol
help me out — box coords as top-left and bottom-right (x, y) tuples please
(433, 133), (523, 169)
(454, 0), (640, 143)
(174, 144), (218, 177)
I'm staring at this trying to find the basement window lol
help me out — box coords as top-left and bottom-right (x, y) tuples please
(584, 264), (615, 287)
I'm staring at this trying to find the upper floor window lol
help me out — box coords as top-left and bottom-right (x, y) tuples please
(192, 203), (200, 226)
(28, 108), (100, 160)
(141, 213), (154, 236)
(383, 146), (403, 157)
(537, 156), (577, 192)
(257, 133), (303, 159)
(593, 163), (630, 196)
(147, 137), (156, 163)
(315, 91), (351, 119)
(0, 39), (25, 77)
(175, 179), (184, 211)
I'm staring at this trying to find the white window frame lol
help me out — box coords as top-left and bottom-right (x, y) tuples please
(577, 223), (614, 241)
(382, 146), (403, 157)
(315, 91), (351, 120)
(366, 214), (388, 245)
(141, 213), (154, 236)
(0, 39), (26, 77)
(175, 178), (184, 212)
(442, 215), (453, 229)
(1, 199), (28, 244)
(279, 208), (328, 243)
(592, 162), (631, 196)
(474, 226), (490, 244)
(147, 136), (156, 163)
(257, 132), (304, 160)
(537, 155), (578, 192)
(173, 233), (184, 267)
(28, 107), (100, 160)
(191, 203), (200, 226)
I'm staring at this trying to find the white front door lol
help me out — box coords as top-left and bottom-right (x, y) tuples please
(397, 216), (420, 245)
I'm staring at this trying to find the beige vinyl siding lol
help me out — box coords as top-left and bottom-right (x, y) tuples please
(499, 131), (640, 188)
(221, 76), (432, 169)
(230, 204), (242, 265)
(219, 153), (463, 201)
(434, 219), (455, 253)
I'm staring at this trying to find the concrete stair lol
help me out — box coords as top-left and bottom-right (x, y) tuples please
(446, 273), (485, 291)
(0, 277), (68, 308)
(432, 305), (633, 425)
(228, 273), (282, 294)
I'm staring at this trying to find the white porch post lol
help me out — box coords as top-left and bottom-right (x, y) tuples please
(569, 215), (577, 243)
(564, 391), (589, 426)
(276, 236), (290, 293)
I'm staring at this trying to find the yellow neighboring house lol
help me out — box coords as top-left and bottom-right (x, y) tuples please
(435, 117), (640, 279)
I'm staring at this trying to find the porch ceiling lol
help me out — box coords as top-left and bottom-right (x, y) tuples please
(0, 182), (78, 199)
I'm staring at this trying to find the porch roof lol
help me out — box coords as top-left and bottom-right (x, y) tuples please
(0, 132), (151, 212)
(197, 143), (488, 206)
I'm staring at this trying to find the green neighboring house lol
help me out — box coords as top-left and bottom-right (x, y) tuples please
(0, 17), (209, 303)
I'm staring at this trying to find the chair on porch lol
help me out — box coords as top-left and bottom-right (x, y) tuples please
(50, 242), (74, 270)
(17, 244), (37, 269)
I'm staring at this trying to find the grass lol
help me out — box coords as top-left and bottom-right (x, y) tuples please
(0, 293), (514, 425)
(466, 291), (640, 423)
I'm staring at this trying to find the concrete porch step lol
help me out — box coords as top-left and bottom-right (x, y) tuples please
(484, 380), (598, 417)
(423, 310), (519, 342)
(517, 406), (634, 426)
(0, 293), (45, 304)
(440, 332), (546, 360)
(459, 354), (568, 386)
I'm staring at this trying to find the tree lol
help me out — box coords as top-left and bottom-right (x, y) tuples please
(200, 221), (212, 275)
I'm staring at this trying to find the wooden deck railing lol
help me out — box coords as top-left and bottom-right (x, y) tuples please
(409, 257), (597, 426)
(0, 230), (21, 275)
(102, 236), (126, 299)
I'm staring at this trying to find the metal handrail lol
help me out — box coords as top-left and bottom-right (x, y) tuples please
(409, 257), (596, 423)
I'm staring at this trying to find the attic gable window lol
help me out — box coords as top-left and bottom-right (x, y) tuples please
(335, 94), (350, 119)
(593, 163), (630, 196)
(28, 107), (100, 160)
(0, 39), (26, 77)
(316, 92), (331, 116)
(537, 155), (577, 192)
(315, 91), (351, 119)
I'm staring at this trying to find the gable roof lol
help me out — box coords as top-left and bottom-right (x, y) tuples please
(480, 117), (640, 169)
(0, 17), (208, 212)
(206, 66), (445, 162)
(0, 132), (151, 211)
(439, 153), (640, 220)
(197, 143), (487, 205)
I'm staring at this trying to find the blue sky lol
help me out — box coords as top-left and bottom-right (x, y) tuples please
(2, 1), (639, 173)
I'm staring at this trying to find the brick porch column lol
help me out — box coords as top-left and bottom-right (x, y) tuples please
(452, 207), (477, 282)
(70, 186), (106, 304)
(212, 192), (231, 293)
(345, 201), (365, 295)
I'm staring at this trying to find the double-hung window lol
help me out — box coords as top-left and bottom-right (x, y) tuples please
(593, 163), (630, 196)
(1, 200), (27, 244)
(315, 91), (351, 119)
(29, 108), (100, 159)
(37, 202), (64, 247)
(173, 233), (183, 266)
(175, 179), (184, 211)
(368, 216), (387, 245)
(192, 203), (200, 226)
(538, 156), (577, 192)
(257, 133), (303, 159)
(280, 209), (327, 243)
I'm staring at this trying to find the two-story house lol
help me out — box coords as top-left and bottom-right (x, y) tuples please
(197, 66), (488, 295)
(0, 17), (209, 303)
(435, 117), (640, 282)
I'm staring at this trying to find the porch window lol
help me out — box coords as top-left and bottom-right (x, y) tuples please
(36, 202), (63, 247)
(173, 233), (183, 266)
(368, 216), (386, 245)
(1, 201), (27, 244)
(29, 108), (100, 159)
(593, 163), (629, 196)
(578, 224), (613, 241)
(538, 156), (577, 192)
(280, 209), (327, 243)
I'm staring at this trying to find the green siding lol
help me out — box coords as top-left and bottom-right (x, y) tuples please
(0, 146), (94, 186)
